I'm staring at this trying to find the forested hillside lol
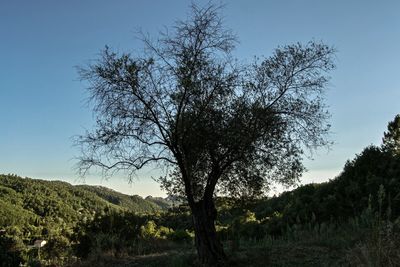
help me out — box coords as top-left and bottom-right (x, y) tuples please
(76, 185), (164, 213)
(0, 174), (176, 266)
(0, 175), (169, 222)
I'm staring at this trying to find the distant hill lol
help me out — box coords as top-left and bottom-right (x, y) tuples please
(0, 174), (173, 231)
(145, 196), (176, 210)
(76, 184), (166, 213)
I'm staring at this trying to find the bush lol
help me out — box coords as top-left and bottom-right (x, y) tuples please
(346, 219), (400, 266)
(0, 235), (24, 267)
(140, 220), (158, 239)
(167, 229), (194, 243)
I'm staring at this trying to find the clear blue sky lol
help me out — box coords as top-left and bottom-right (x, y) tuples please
(1, 0), (399, 197)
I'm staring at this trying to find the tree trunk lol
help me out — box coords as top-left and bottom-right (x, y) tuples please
(191, 199), (227, 266)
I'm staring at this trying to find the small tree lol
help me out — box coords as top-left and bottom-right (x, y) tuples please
(382, 114), (400, 155)
(76, 4), (335, 265)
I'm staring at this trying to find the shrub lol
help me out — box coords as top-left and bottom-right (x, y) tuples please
(0, 235), (25, 267)
(167, 229), (194, 243)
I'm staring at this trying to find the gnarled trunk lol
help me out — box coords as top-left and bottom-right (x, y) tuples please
(191, 199), (227, 266)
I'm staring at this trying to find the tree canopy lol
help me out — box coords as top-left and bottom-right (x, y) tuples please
(77, 5), (334, 200)
(382, 114), (400, 155)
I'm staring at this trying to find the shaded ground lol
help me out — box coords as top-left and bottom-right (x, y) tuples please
(229, 244), (344, 267)
(74, 242), (346, 267)
(74, 250), (197, 267)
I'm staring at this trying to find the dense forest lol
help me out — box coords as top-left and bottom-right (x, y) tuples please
(0, 175), (172, 266)
(1, 116), (400, 266)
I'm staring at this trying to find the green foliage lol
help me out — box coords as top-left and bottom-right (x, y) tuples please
(140, 220), (158, 239)
(41, 235), (73, 265)
(382, 114), (400, 155)
(227, 145), (400, 240)
(346, 215), (400, 266)
(167, 229), (194, 243)
(78, 185), (164, 213)
(74, 210), (146, 258)
(0, 174), (172, 266)
(140, 222), (174, 240)
(155, 205), (193, 231)
(145, 196), (174, 210)
(0, 235), (25, 267)
(0, 174), (169, 228)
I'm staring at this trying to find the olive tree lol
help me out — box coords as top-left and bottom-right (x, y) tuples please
(76, 4), (335, 265)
